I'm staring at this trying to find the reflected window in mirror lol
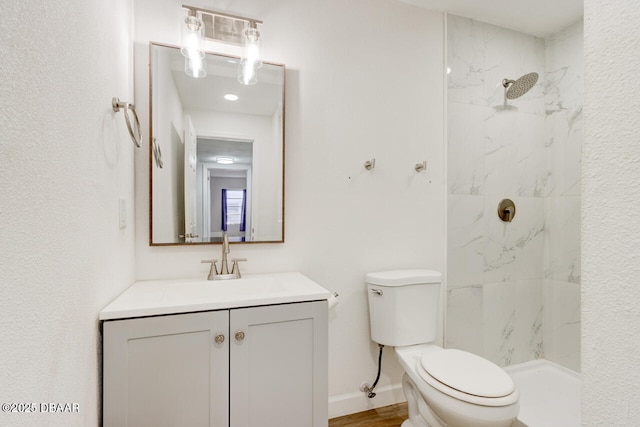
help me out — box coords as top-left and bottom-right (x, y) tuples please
(149, 42), (285, 245)
(221, 189), (247, 242)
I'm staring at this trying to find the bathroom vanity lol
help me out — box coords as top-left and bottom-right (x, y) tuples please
(100, 272), (330, 427)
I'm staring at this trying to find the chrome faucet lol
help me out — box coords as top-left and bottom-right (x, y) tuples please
(220, 232), (231, 274)
(201, 232), (247, 280)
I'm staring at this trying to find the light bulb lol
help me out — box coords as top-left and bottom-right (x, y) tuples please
(238, 24), (262, 85)
(244, 28), (262, 69)
(181, 12), (205, 59)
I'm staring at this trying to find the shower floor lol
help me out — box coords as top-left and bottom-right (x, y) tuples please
(506, 359), (581, 427)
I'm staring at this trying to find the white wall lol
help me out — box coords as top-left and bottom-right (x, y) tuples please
(583, 1), (640, 424)
(133, 0), (445, 417)
(0, 1), (136, 426)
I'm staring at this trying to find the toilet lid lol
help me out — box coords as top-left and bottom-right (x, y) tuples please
(420, 349), (514, 398)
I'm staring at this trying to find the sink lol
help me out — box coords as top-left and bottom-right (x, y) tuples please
(99, 272), (331, 320)
(166, 275), (289, 302)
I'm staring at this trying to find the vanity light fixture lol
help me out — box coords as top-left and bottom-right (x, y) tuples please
(216, 157), (235, 164)
(181, 5), (263, 84)
(224, 93), (239, 101)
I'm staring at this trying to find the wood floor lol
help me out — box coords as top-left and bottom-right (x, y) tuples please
(328, 403), (408, 427)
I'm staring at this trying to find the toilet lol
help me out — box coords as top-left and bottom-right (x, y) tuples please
(366, 269), (519, 427)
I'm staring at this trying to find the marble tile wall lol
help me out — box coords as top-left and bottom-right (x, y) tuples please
(543, 20), (583, 372)
(446, 15), (582, 371)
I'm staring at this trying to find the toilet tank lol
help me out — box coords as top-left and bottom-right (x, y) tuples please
(366, 269), (442, 347)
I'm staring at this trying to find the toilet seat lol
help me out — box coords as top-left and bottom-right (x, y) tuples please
(416, 349), (519, 407)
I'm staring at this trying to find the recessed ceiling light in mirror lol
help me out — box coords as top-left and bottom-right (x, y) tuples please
(216, 157), (235, 164)
(224, 94), (239, 101)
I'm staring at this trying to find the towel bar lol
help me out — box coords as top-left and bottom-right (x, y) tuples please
(112, 97), (142, 148)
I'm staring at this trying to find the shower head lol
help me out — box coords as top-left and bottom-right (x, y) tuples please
(502, 72), (539, 99)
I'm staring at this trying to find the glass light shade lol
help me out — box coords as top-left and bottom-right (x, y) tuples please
(238, 26), (262, 85)
(238, 61), (258, 85)
(181, 13), (205, 59)
(185, 55), (206, 78)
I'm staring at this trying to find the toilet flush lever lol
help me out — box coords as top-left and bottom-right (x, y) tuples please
(370, 289), (383, 296)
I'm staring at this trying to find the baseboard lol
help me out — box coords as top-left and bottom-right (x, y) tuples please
(328, 383), (406, 419)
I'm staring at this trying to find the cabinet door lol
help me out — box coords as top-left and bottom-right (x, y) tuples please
(103, 311), (229, 427)
(229, 301), (328, 427)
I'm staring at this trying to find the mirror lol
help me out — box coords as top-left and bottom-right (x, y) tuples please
(149, 42), (284, 245)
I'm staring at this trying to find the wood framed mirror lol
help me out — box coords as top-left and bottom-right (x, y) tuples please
(149, 42), (284, 245)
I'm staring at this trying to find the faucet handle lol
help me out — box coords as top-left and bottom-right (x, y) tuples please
(230, 258), (247, 278)
(201, 259), (219, 280)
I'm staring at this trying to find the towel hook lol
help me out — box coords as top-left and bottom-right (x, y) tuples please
(112, 97), (142, 148)
(364, 158), (376, 170)
(415, 160), (427, 172)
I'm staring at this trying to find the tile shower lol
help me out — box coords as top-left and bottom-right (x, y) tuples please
(446, 15), (582, 372)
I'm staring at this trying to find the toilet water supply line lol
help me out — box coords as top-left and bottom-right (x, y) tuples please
(363, 344), (385, 398)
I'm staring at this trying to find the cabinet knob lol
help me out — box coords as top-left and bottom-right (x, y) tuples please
(235, 331), (246, 342)
(214, 333), (225, 344)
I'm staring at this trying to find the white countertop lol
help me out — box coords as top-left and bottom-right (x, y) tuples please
(99, 272), (331, 321)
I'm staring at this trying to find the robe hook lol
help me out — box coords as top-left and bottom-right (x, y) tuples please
(364, 158), (376, 170)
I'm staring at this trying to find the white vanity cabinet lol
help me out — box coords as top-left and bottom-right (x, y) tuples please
(102, 300), (328, 427)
